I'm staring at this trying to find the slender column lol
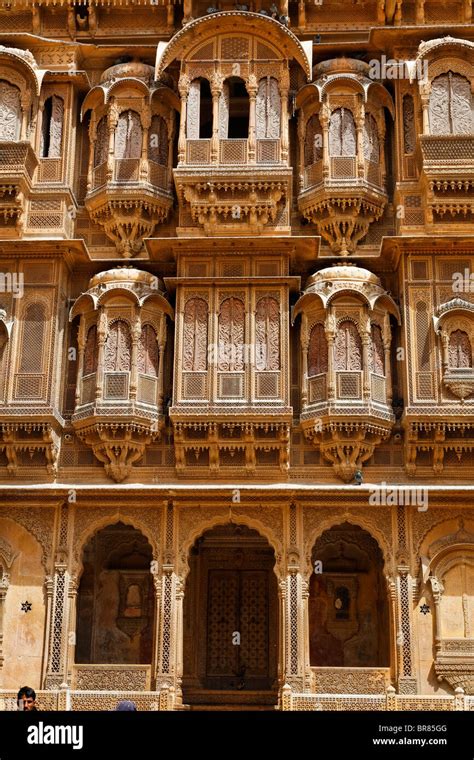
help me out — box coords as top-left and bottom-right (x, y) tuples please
(420, 84), (430, 135)
(297, 113), (306, 192)
(178, 75), (190, 165)
(298, 0), (306, 26)
(280, 70), (289, 163)
(130, 311), (140, 401)
(86, 115), (97, 193)
(210, 73), (223, 165)
(0, 572), (10, 671)
(300, 313), (309, 409)
(75, 319), (86, 406)
(325, 309), (336, 401)
(361, 309), (371, 401)
(383, 313), (393, 405)
(95, 307), (107, 401)
(157, 315), (167, 411)
(140, 112), (150, 181)
(246, 74), (257, 164)
(355, 101), (365, 179)
(106, 102), (118, 181)
(319, 103), (330, 179)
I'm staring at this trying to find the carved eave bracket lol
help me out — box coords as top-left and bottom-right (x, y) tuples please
(85, 191), (173, 259)
(0, 422), (60, 478)
(302, 418), (392, 482)
(72, 418), (163, 482)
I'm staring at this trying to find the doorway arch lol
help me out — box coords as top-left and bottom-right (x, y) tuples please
(183, 522), (278, 707)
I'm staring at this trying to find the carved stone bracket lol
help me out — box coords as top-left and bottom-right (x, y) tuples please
(302, 419), (392, 482)
(0, 422), (60, 477)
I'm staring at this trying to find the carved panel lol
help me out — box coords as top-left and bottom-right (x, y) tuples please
(305, 113), (323, 166)
(115, 110), (142, 160)
(402, 94), (416, 154)
(73, 665), (151, 691)
(430, 72), (473, 135)
(104, 320), (131, 373)
(83, 325), (98, 376)
(308, 323), (328, 377)
(255, 296), (280, 371)
(448, 330), (472, 369)
(256, 77), (280, 140)
(219, 81), (229, 139)
(370, 324), (385, 375)
(218, 298), (245, 372)
(329, 108), (356, 157)
(0, 80), (21, 141)
(334, 321), (362, 371)
(41, 95), (63, 159)
(19, 303), (46, 374)
(148, 115), (167, 166)
(138, 324), (159, 377)
(187, 80), (201, 140)
(363, 113), (379, 163)
(182, 297), (208, 372)
(94, 116), (108, 167)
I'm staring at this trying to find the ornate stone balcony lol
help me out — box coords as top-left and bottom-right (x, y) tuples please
(70, 268), (173, 481)
(294, 264), (400, 481)
(0, 141), (38, 236)
(420, 136), (474, 224)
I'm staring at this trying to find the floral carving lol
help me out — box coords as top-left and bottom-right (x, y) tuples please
(430, 72), (473, 135)
(138, 324), (159, 377)
(183, 298), (208, 372)
(219, 81), (229, 138)
(94, 116), (108, 167)
(329, 108), (356, 157)
(308, 323), (328, 376)
(41, 95), (63, 159)
(402, 94), (415, 154)
(186, 79), (201, 139)
(0, 80), (21, 141)
(256, 77), (280, 139)
(370, 324), (385, 375)
(304, 113), (323, 165)
(115, 110), (142, 159)
(218, 298), (245, 372)
(448, 329), (472, 368)
(83, 325), (98, 376)
(104, 320), (131, 373)
(363, 113), (379, 163)
(334, 321), (362, 371)
(149, 115), (168, 166)
(255, 297), (280, 371)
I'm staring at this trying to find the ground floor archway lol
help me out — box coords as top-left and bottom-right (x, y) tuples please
(182, 522), (279, 708)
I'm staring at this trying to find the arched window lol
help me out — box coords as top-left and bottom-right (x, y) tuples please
(0, 80), (21, 141)
(218, 297), (245, 372)
(256, 77), (280, 139)
(448, 329), (472, 369)
(148, 114), (168, 165)
(40, 95), (64, 158)
(305, 113), (323, 165)
(187, 78), (212, 139)
(183, 297), (208, 371)
(402, 94), (416, 154)
(19, 303), (46, 373)
(83, 325), (98, 375)
(138, 324), (159, 377)
(334, 320), (362, 371)
(220, 77), (249, 139)
(115, 110), (142, 159)
(363, 113), (379, 163)
(329, 108), (356, 157)
(430, 72), (473, 135)
(308, 323), (328, 376)
(94, 116), (108, 167)
(255, 297), (280, 371)
(104, 320), (131, 372)
(370, 323), (385, 375)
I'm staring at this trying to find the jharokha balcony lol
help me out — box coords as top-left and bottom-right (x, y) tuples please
(0, 141), (38, 236)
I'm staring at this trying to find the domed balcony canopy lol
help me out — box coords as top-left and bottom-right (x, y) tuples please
(155, 11), (312, 79)
(69, 267), (174, 322)
(0, 45), (44, 96)
(293, 264), (400, 321)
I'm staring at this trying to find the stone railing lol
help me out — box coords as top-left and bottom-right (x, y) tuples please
(420, 135), (474, 169)
(0, 688), (167, 711)
(0, 141), (38, 181)
(282, 686), (472, 712)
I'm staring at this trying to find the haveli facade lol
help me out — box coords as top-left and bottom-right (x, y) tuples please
(0, 0), (473, 712)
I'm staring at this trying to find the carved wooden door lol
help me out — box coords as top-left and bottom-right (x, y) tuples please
(205, 569), (270, 690)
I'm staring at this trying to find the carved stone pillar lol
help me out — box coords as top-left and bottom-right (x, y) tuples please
(167, 114), (175, 191)
(282, 563), (306, 693)
(361, 309), (371, 401)
(75, 320), (86, 406)
(87, 115), (97, 193)
(280, 72), (289, 163)
(394, 0), (403, 24)
(210, 74), (222, 165)
(429, 575), (444, 645)
(140, 112), (150, 181)
(0, 572), (10, 671)
(106, 103), (118, 181)
(300, 313), (309, 408)
(319, 103), (330, 179)
(157, 318), (166, 411)
(397, 564), (417, 694)
(130, 312), (140, 401)
(325, 309), (336, 401)
(178, 75), (190, 164)
(44, 504), (72, 689)
(95, 307), (107, 401)
(415, 0), (425, 24)
(298, 0), (306, 26)
(246, 74), (257, 164)
(20, 96), (30, 142)
(383, 313), (393, 404)
(65, 576), (78, 686)
(297, 113), (306, 193)
(355, 104), (365, 179)
(379, 119), (387, 186)
(420, 84), (430, 135)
